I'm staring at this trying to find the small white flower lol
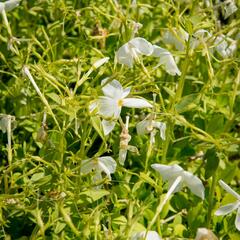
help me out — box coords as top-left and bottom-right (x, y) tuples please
(214, 35), (237, 58)
(223, 0), (238, 19)
(195, 228), (218, 240)
(190, 29), (212, 49)
(131, 231), (161, 240)
(136, 114), (166, 141)
(81, 156), (117, 181)
(0, 0), (21, 13)
(163, 28), (189, 51)
(90, 79), (152, 135)
(151, 45), (181, 76)
(116, 37), (153, 67)
(119, 116), (138, 165)
(215, 180), (240, 231)
(151, 164), (205, 199)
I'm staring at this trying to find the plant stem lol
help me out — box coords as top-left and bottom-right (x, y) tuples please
(207, 172), (217, 228)
(146, 176), (182, 235)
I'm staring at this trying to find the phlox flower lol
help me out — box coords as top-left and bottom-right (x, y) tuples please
(222, 0), (238, 19)
(215, 180), (240, 231)
(151, 45), (181, 76)
(195, 228), (218, 240)
(136, 114), (166, 143)
(80, 156), (116, 181)
(116, 37), (153, 67)
(131, 231), (161, 240)
(0, 0), (20, 13)
(90, 78), (152, 135)
(214, 35), (237, 58)
(163, 28), (189, 51)
(151, 164), (205, 199)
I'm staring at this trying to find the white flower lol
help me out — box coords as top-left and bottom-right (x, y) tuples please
(0, 0), (21, 13)
(119, 116), (138, 165)
(116, 37), (153, 67)
(131, 231), (161, 240)
(215, 180), (240, 231)
(136, 114), (166, 141)
(190, 29), (212, 49)
(223, 0), (238, 19)
(195, 228), (218, 240)
(151, 164), (205, 199)
(90, 79), (152, 135)
(81, 156), (117, 181)
(151, 45), (181, 76)
(163, 28), (189, 51)
(214, 35), (237, 58)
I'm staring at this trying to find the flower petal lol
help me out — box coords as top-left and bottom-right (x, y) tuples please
(151, 164), (184, 181)
(153, 121), (166, 140)
(132, 231), (161, 240)
(183, 171), (205, 199)
(119, 149), (127, 166)
(93, 57), (109, 69)
(136, 119), (152, 135)
(129, 37), (153, 56)
(4, 0), (21, 12)
(80, 159), (95, 174)
(101, 79), (124, 99)
(219, 180), (240, 200)
(98, 156), (117, 179)
(215, 202), (239, 216)
(123, 98), (152, 108)
(98, 96), (121, 118)
(89, 100), (98, 113)
(163, 28), (189, 51)
(116, 43), (134, 67)
(152, 45), (181, 76)
(235, 206), (240, 231)
(102, 120), (116, 135)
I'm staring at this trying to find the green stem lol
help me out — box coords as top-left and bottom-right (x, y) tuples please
(207, 172), (217, 228)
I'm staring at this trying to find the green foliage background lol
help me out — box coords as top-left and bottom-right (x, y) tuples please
(0, 0), (240, 239)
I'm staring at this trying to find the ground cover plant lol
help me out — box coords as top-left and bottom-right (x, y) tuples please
(0, 0), (240, 239)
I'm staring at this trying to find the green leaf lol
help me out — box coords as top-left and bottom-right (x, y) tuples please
(112, 216), (127, 225)
(205, 148), (219, 179)
(80, 189), (110, 203)
(175, 93), (200, 113)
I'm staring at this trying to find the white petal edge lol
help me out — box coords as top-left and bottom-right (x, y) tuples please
(123, 98), (152, 108)
(183, 171), (205, 199)
(235, 206), (240, 231)
(129, 37), (153, 56)
(215, 202), (239, 216)
(219, 180), (240, 200)
(101, 79), (124, 99)
(151, 164), (184, 181)
(102, 120), (116, 135)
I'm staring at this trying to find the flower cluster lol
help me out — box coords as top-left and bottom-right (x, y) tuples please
(116, 37), (181, 76)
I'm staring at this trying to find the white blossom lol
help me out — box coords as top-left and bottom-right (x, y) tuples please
(0, 0), (21, 13)
(81, 156), (117, 181)
(151, 164), (205, 199)
(223, 0), (238, 19)
(215, 180), (240, 231)
(131, 231), (161, 240)
(151, 45), (181, 76)
(214, 35), (237, 58)
(90, 79), (152, 135)
(116, 37), (153, 67)
(163, 28), (189, 51)
(195, 228), (218, 240)
(136, 114), (166, 141)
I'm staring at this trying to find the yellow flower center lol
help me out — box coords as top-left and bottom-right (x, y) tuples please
(118, 99), (123, 107)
